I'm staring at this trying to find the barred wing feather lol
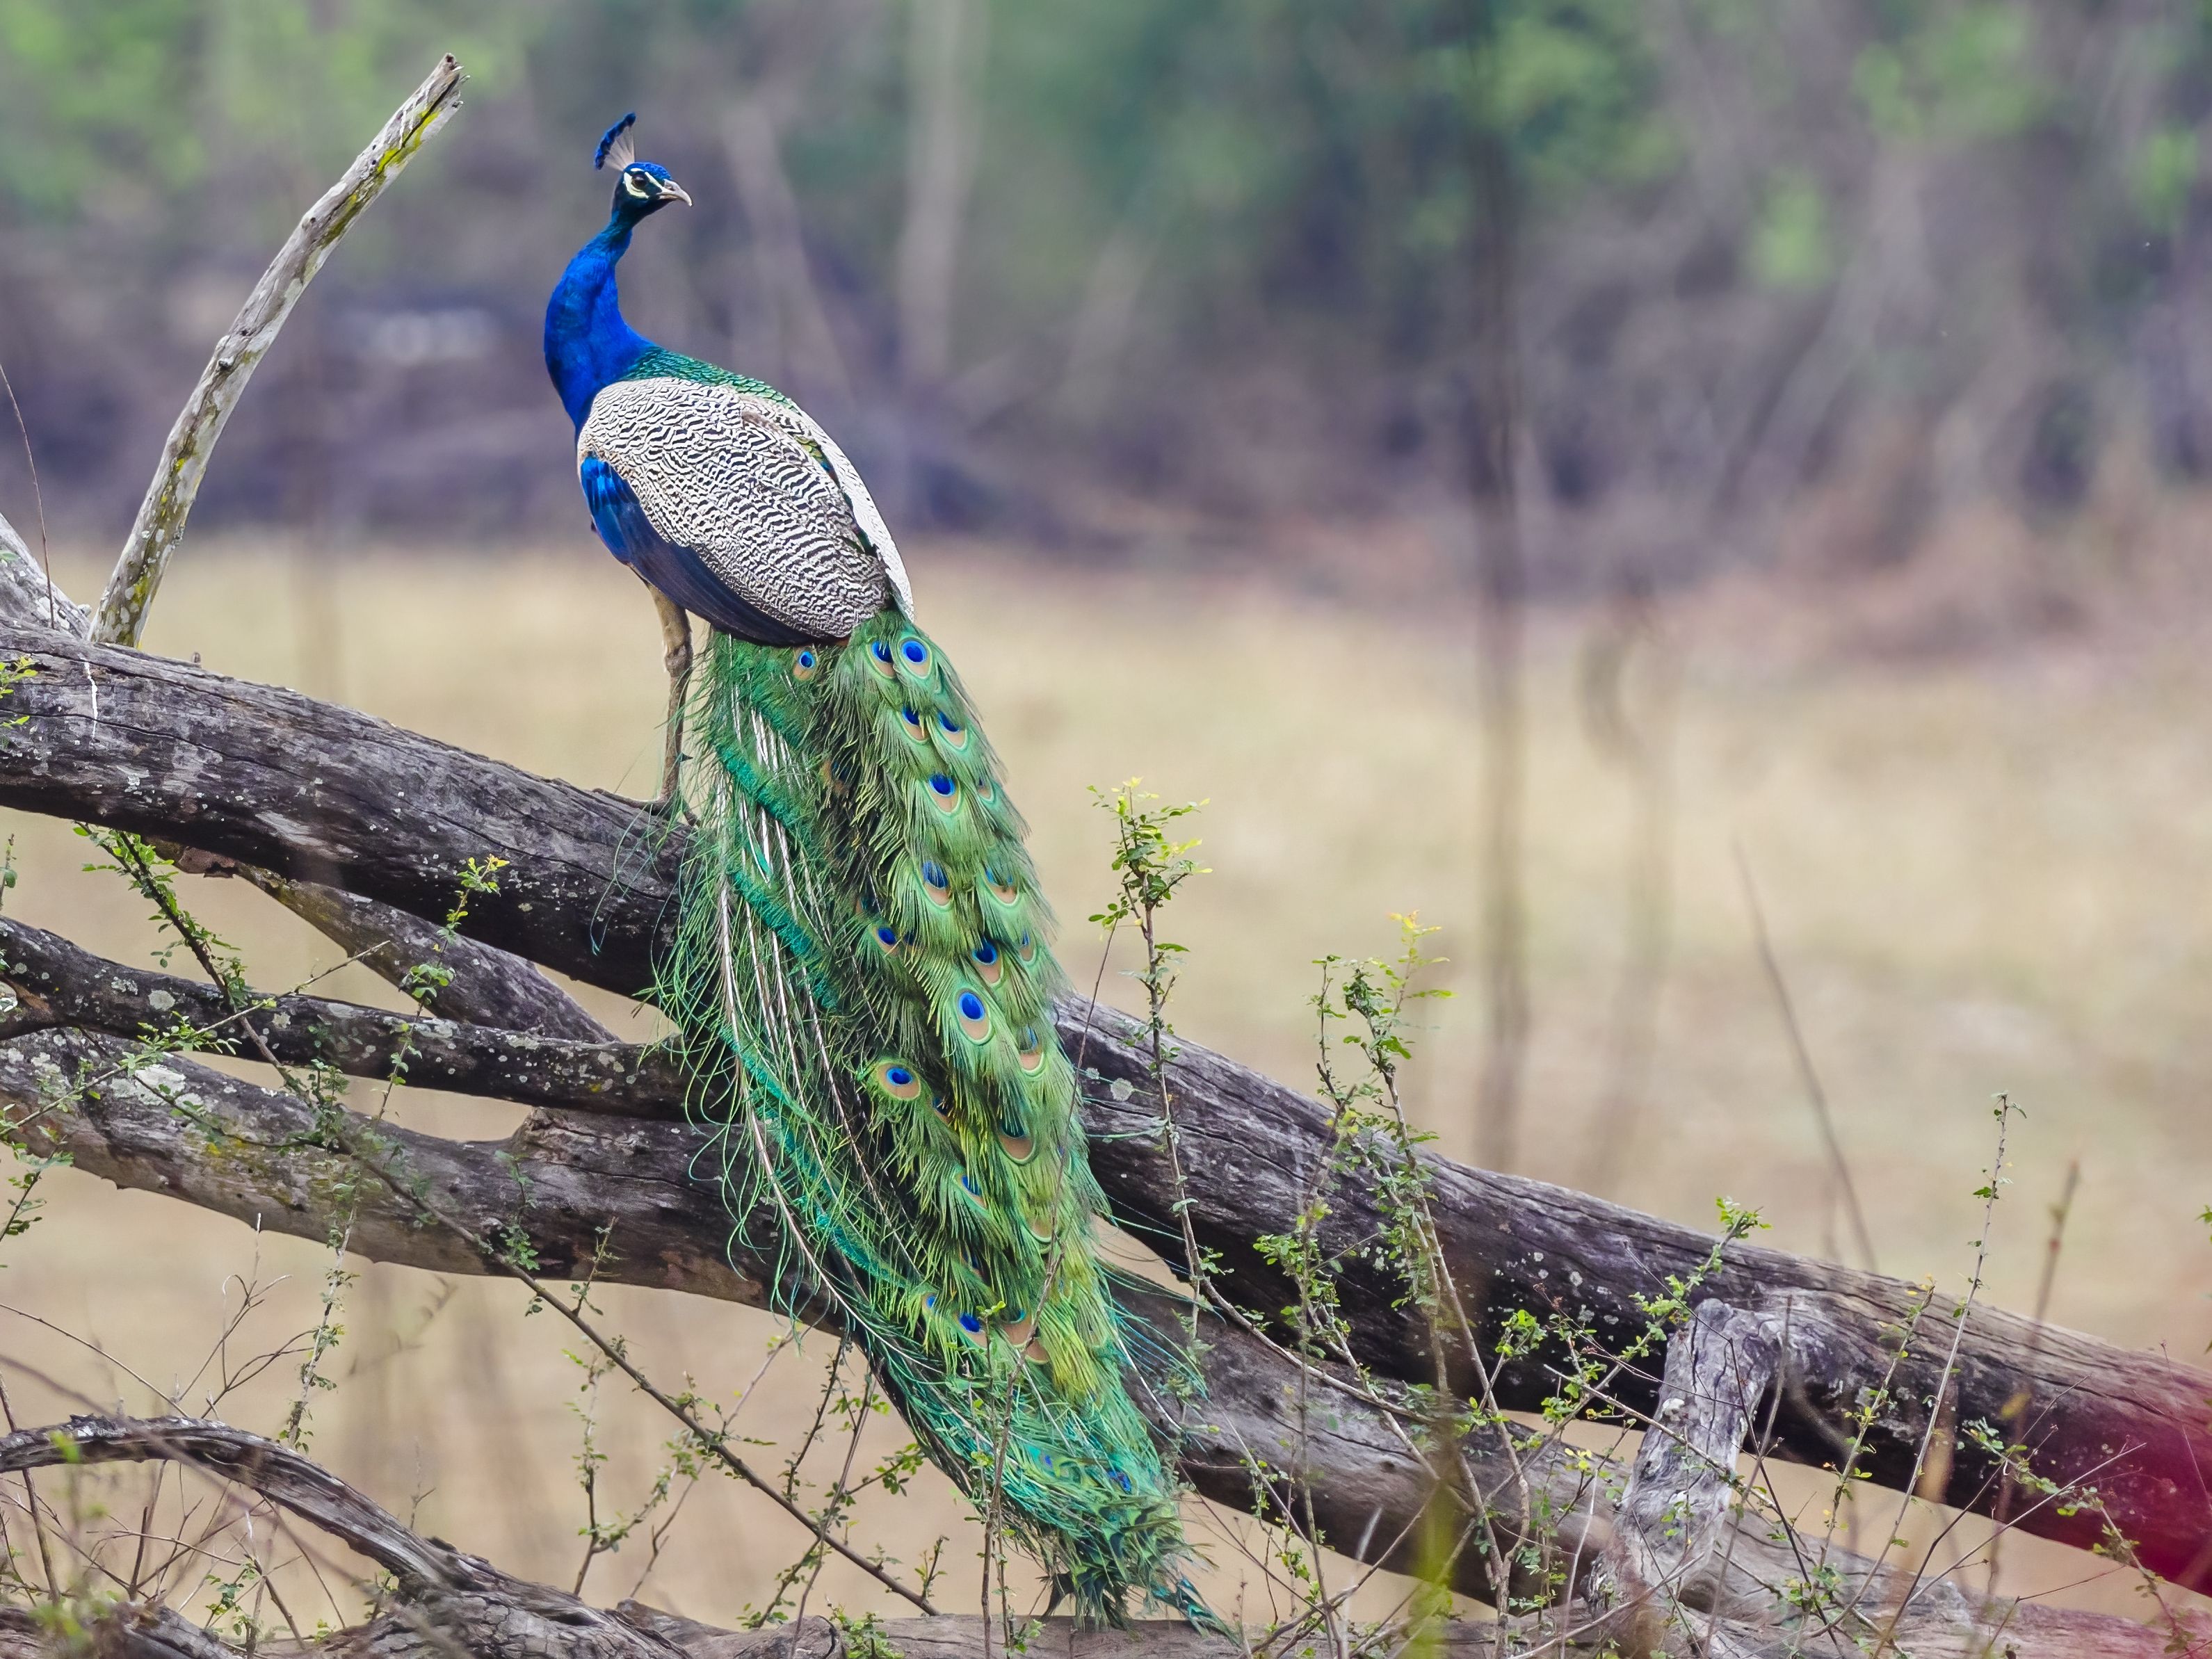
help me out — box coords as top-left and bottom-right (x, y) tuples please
(579, 376), (903, 643)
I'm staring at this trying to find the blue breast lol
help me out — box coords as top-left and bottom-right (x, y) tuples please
(579, 452), (810, 644)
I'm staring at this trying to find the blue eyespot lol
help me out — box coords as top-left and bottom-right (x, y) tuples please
(929, 773), (955, 796)
(902, 640), (928, 665)
(939, 711), (960, 732)
(1006, 1307), (1026, 1322)
(1018, 1027), (1037, 1049)
(959, 1312), (984, 1334)
(797, 649), (816, 668)
(872, 640), (893, 662)
(921, 859), (948, 888)
(1109, 1470), (1133, 1494)
(958, 991), (985, 1021)
(886, 1065), (914, 1087)
(974, 941), (998, 965)
(876, 925), (898, 946)
(959, 1172), (982, 1197)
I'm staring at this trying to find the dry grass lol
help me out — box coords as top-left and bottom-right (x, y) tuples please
(1, 532), (2208, 1630)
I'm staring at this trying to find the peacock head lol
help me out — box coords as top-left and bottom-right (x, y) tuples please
(593, 113), (691, 223)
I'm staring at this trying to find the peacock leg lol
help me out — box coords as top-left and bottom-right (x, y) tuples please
(649, 588), (693, 811)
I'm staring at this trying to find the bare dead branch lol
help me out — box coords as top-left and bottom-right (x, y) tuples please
(93, 55), (467, 648)
(0, 1416), (684, 1659)
(0, 561), (612, 1046)
(0, 517), (84, 640)
(236, 868), (616, 1042)
(0, 1026), (756, 1304)
(0, 918), (678, 1119)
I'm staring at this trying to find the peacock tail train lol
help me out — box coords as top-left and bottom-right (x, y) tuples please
(659, 609), (1206, 1624)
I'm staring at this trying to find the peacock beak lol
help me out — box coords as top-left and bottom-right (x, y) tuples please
(656, 179), (693, 207)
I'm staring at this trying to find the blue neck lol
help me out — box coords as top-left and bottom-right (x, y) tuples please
(545, 217), (655, 430)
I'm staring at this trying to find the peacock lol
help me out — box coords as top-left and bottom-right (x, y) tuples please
(543, 115), (1209, 1627)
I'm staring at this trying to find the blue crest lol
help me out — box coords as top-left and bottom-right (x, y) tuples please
(594, 113), (637, 170)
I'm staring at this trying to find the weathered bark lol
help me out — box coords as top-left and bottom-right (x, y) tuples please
(238, 866), (615, 1042)
(0, 1026), (754, 1302)
(0, 622), (2206, 1591)
(3, 528), (612, 1046)
(0, 917), (680, 1119)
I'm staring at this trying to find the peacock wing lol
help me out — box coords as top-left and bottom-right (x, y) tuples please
(578, 377), (893, 643)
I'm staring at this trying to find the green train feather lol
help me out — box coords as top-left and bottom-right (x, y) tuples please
(659, 616), (1211, 1624)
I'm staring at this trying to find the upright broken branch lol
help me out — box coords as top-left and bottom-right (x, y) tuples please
(93, 54), (467, 647)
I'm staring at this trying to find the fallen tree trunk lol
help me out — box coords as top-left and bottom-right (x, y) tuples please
(0, 620), (2204, 1594)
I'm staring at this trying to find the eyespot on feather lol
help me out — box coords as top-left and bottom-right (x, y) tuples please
(869, 639), (897, 679)
(999, 1130), (1035, 1163)
(1015, 932), (1038, 966)
(871, 1060), (923, 1101)
(898, 706), (928, 743)
(971, 939), (1002, 985)
(871, 923), (901, 955)
(791, 647), (820, 681)
(954, 988), (992, 1044)
(919, 860), (953, 907)
(926, 772), (960, 815)
(896, 636), (933, 679)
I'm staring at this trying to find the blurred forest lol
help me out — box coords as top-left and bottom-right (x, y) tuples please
(5, 0), (2212, 589)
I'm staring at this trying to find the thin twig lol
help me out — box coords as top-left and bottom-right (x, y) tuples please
(1733, 840), (1878, 1270)
(0, 353), (55, 629)
(0, 1374), (56, 1596)
(1983, 1155), (2079, 1598)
